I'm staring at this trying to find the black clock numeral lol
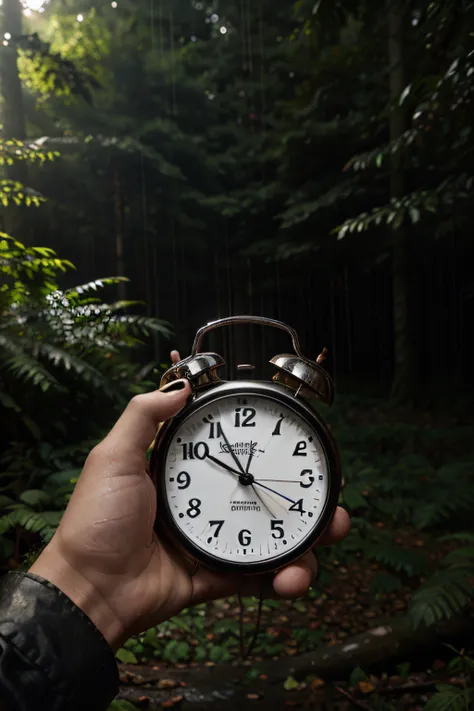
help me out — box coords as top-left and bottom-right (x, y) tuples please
(186, 498), (202, 518)
(272, 414), (285, 436)
(293, 441), (307, 456)
(234, 407), (256, 428)
(271, 520), (284, 539)
(299, 469), (315, 488)
(204, 416), (223, 439)
(209, 520), (224, 538)
(238, 529), (251, 546)
(181, 441), (209, 460)
(289, 498), (306, 516)
(177, 471), (191, 490)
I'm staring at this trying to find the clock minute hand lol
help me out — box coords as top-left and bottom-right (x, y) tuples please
(253, 481), (296, 505)
(219, 426), (246, 476)
(250, 484), (276, 518)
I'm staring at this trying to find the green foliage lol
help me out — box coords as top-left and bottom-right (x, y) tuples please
(409, 541), (474, 628)
(0, 138), (59, 167)
(17, 11), (108, 104)
(0, 234), (170, 560)
(1, 236), (169, 408)
(107, 702), (139, 711)
(424, 686), (474, 711)
(0, 180), (45, 208)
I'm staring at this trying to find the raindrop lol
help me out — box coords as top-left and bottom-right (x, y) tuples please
(77, 14), (84, 22)
(191, 35), (197, 42)
(220, 26), (227, 34)
(210, 13), (219, 23)
(4, 32), (11, 40)
(111, 1), (117, 6)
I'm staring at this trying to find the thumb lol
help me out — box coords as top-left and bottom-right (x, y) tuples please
(97, 380), (191, 465)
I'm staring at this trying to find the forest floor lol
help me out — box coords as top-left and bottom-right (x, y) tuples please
(115, 402), (474, 710)
(116, 528), (466, 711)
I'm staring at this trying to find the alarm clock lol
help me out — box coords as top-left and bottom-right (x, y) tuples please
(150, 316), (341, 575)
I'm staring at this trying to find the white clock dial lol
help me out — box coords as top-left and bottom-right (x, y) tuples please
(163, 392), (330, 567)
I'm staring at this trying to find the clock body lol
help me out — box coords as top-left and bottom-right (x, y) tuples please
(151, 380), (341, 574)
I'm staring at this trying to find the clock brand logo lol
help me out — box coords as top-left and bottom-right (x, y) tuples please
(219, 441), (258, 457)
(230, 500), (261, 512)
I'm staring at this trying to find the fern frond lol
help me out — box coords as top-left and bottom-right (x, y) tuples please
(409, 568), (473, 628)
(65, 277), (129, 298)
(34, 342), (115, 396)
(424, 684), (473, 711)
(0, 347), (61, 392)
(0, 509), (62, 536)
(105, 314), (172, 338)
(365, 543), (429, 576)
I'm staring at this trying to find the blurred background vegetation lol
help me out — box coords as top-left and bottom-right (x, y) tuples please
(1, 0), (473, 709)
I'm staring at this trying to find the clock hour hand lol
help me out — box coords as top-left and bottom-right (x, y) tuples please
(206, 454), (241, 478)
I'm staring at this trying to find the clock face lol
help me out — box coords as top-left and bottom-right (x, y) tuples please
(156, 385), (339, 572)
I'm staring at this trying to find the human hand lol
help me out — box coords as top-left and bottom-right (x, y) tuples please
(31, 354), (350, 651)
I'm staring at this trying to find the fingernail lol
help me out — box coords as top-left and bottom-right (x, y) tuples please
(160, 379), (187, 393)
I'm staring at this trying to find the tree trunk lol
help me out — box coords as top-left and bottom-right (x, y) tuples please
(113, 165), (127, 300)
(0, 0), (28, 239)
(388, 0), (414, 403)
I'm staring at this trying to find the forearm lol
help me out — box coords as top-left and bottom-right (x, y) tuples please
(0, 572), (119, 711)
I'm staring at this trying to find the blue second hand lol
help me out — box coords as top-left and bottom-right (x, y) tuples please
(253, 481), (296, 505)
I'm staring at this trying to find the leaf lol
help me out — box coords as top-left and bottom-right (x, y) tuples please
(358, 681), (375, 694)
(20, 490), (51, 507)
(108, 702), (139, 711)
(341, 483), (369, 510)
(0, 495), (14, 510)
(396, 662), (411, 679)
(161, 696), (184, 708)
(116, 648), (138, 664)
(399, 84), (412, 105)
(423, 685), (471, 711)
(349, 667), (368, 687)
(284, 676), (300, 691)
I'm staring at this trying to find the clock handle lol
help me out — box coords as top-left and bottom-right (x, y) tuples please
(192, 315), (305, 359)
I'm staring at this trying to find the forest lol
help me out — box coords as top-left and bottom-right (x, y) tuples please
(0, 0), (473, 709)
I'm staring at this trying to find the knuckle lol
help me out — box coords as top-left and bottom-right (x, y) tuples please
(85, 442), (107, 466)
(128, 393), (149, 411)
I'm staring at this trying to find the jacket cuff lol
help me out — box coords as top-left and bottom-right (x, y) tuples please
(0, 571), (119, 711)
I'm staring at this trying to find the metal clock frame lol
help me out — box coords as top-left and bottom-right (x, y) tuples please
(151, 379), (342, 575)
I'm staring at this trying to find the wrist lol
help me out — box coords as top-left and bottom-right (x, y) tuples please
(30, 540), (125, 651)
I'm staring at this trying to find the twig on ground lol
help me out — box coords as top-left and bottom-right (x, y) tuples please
(335, 686), (372, 710)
